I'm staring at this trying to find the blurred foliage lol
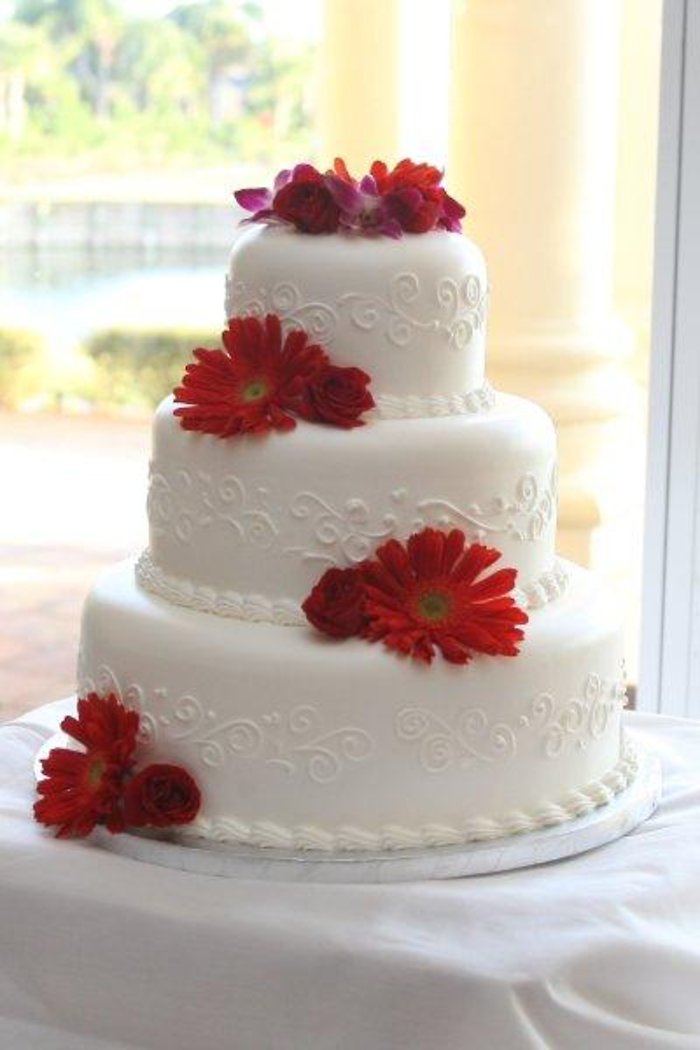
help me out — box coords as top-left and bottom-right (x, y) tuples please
(0, 0), (317, 170)
(0, 327), (47, 408)
(84, 326), (219, 410)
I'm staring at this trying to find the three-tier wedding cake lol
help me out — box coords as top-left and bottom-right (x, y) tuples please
(66, 160), (635, 851)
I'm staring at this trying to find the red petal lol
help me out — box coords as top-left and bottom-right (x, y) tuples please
(60, 692), (138, 762)
(371, 539), (414, 591)
(437, 636), (472, 664)
(452, 543), (502, 585)
(441, 529), (467, 574)
(407, 527), (445, 579)
(332, 157), (353, 182)
(468, 567), (519, 601)
(264, 313), (282, 355)
(267, 403), (297, 431)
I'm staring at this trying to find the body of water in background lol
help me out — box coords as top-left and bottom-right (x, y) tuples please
(0, 247), (226, 355)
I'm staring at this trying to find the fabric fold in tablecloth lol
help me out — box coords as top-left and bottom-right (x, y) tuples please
(1, 704), (700, 1050)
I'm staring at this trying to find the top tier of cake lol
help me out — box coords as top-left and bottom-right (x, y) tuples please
(225, 226), (488, 401)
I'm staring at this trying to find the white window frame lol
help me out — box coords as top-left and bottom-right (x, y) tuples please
(640, 0), (700, 715)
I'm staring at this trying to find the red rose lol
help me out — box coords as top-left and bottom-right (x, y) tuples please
(370, 158), (443, 194)
(273, 168), (340, 233)
(301, 364), (375, 428)
(385, 186), (443, 233)
(369, 159), (460, 234)
(302, 566), (367, 638)
(123, 764), (201, 828)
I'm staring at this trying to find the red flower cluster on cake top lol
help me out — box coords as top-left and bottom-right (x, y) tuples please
(302, 528), (528, 666)
(174, 313), (374, 438)
(34, 692), (201, 839)
(235, 158), (466, 237)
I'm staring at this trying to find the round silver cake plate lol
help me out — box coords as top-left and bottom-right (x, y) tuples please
(34, 734), (662, 884)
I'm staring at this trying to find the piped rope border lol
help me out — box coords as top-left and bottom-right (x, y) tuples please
(177, 739), (639, 853)
(135, 550), (570, 625)
(373, 382), (495, 419)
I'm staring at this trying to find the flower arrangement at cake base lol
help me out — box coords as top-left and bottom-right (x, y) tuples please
(34, 692), (201, 839)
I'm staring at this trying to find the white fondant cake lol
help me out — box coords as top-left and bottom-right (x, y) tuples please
(77, 219), (630, 851)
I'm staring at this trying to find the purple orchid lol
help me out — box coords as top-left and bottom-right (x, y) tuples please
(325, 172), (403, 238)
(438, 192), (466, 233)
(233, 166), (294, 225)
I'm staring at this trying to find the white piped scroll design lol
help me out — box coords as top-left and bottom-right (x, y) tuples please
(281, 470), (556, 569)
(226, 276), (339, 345)
(285, 490), (405, 565)
(147, 465), (279, 548)
(225, 271), (487, 352)
(523, 674), (628, 757)
(77, 663), (374, 785)
(395, 708), (517, 772)
(415, 464), (557, 543)
(396, 674), (627, 772)
(148, 467), (556, 566)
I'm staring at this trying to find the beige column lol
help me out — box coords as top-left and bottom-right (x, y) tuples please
(614, 0), (663, 384)
(318, 0), (401, 171)
(449, 1), (648, 651)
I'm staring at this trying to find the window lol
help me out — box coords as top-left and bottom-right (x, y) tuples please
(641, 0), (700, 715)
(0, 0), (665, 718)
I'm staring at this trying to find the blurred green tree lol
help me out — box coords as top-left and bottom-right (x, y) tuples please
(1, 0), (317, 169)
(115, 18), (202, 117)
(16, 0), (125, 118)
(170, 1), (259, 126)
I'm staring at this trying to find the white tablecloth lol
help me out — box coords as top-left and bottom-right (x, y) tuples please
(1, 702), (700, 1050)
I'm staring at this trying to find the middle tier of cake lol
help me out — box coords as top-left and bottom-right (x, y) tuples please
(142, 392), (559, 619)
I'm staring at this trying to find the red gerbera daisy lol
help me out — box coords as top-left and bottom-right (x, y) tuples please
(61, 690), (139, 766)
(34, 747), (128, 838)
(34, 692), (139, 838)
(361, 528), (528, 665)
(173, 314), (329, 437)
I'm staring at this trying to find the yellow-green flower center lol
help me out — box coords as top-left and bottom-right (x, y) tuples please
(87, 757), (106, 787)
(242, 378), (268, 402)
(417, 590), (452, 622)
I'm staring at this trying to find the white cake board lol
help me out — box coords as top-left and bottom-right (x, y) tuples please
(34, 733), (661, 884)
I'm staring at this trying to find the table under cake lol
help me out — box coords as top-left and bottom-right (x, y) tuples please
(2, 702), (700, 1050)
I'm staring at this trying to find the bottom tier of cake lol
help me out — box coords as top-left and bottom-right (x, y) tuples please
(77, 559), (632, 851)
